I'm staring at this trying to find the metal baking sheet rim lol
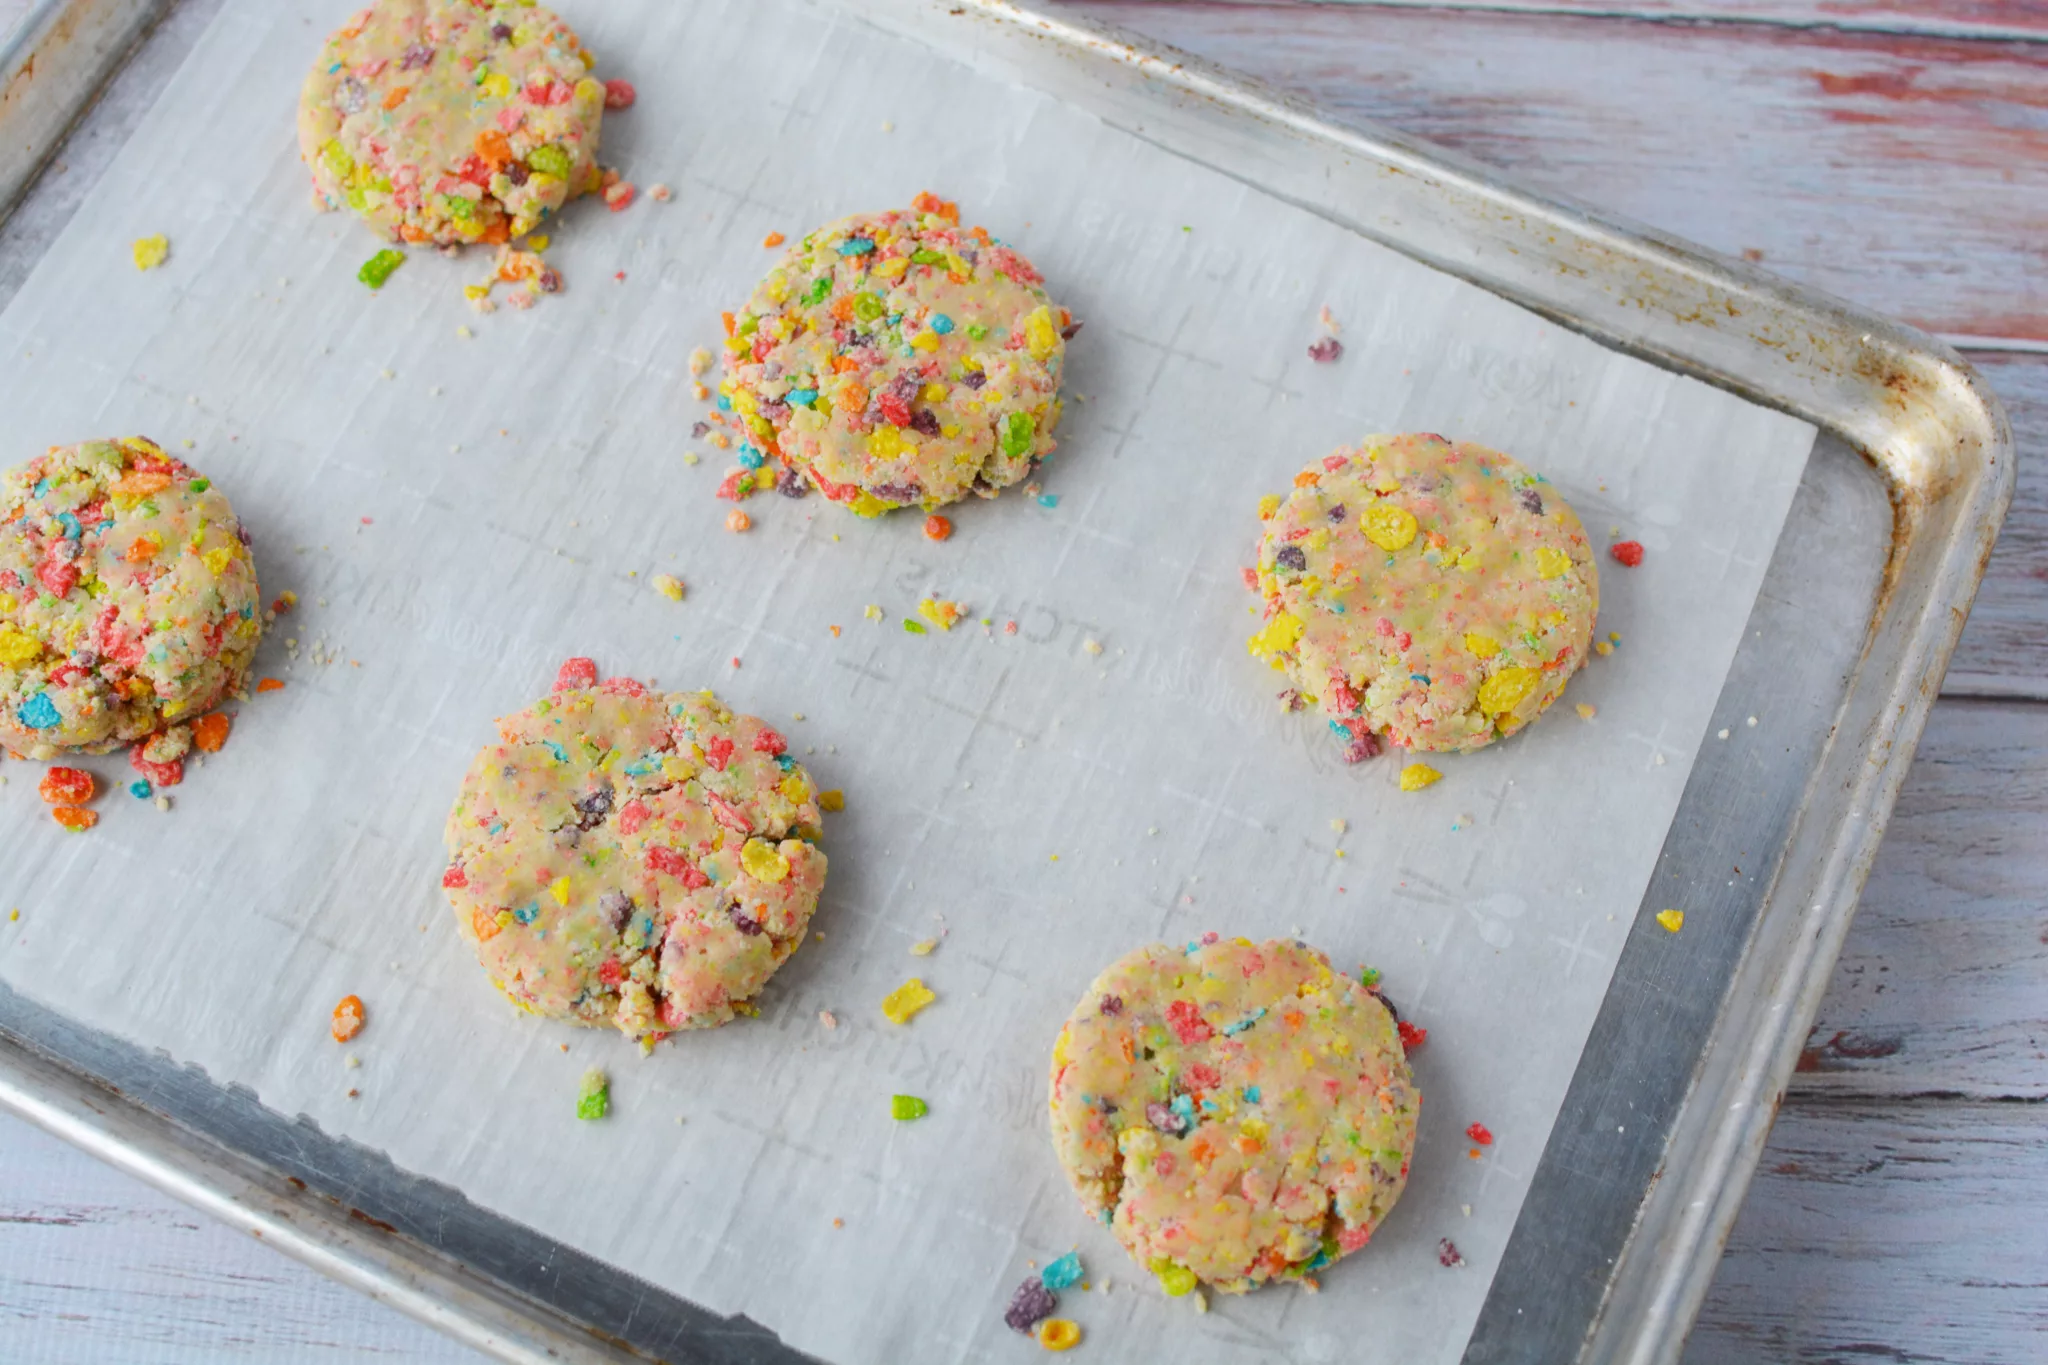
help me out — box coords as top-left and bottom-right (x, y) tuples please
(0, 2), (2012, 1363)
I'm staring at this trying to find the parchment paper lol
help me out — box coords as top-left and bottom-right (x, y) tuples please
(0, 1), (1814, 1360)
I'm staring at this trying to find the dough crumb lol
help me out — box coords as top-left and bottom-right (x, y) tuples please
(132, 235), (169, 270)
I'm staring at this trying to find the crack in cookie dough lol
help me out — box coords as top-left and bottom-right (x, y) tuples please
(299, 0), (606, 246)
(1049, 938), (1419, 1294)
(719, 193), (1071, 515)
(1, 438), (259, 759)
(443, 679), (826, 1039)
(1249, 433), (1598, 755)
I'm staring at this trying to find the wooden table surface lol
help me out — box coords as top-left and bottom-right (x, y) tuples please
(3, 1), (2043, 1361)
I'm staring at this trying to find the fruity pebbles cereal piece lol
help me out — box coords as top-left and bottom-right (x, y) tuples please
(1, 438), (260, 759)
(720, 192), (1073, 516)
(1048, 937), (1419, 1295)
(1248, 433), (1598, 756)
(442, 671), (827, 1040)
(299, 0), (606, 247)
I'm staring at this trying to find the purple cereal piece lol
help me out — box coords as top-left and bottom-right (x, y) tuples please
(1003, 1279), (1057, 1333)
(1098, 994), (1123, 1016)
(1274, 544), (1307, 572)
(1517, 487), (1544, 515)
(1307, 336), (1344, 364)
(1342, 732), (1383, 764)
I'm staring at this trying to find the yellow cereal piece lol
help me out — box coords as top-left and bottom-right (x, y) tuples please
(1655, 909), (1684, 933)
(910, 329), (940, 352)
(1463, 632), (1501, 660)
(1246, 611), (1303, 662)
(1536, 546), (1572, 579)
(917, 598), (963, 631)
(550, 876), (572, 907)
(1477, 666), (1541, 715)
(849, 492), (892, 518)
(1037, 1319), (1082, 1351)
(132, 235), (169, 271)
(201, 547), (234, 576)
(1576, 703), (1597, 720)
(1595, 640), (1615, 656)
(741, 838), (791, 884)
(1257, 494), (1282, 521)
(863, 604), (883, 621)
(651, 573), (686, 602)
(910, 938), (938, 956)
(875, 256), (909, 280)
(1025, 305), (1060, 360)
(921, 382), (948, 403)
(819, 789), (845, 812)
(881, 977), (936, 1024)
(1362, 503), (1418, 552)
(0, 627), (43, 668)
(1151, 1258), (1199, 1297)
(1399, 763), (1442, 792)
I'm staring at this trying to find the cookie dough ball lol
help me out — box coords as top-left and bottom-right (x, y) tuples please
(0, 438), (260, 759)
(299, 0), (605, 246)
(1049, 937), (1419, 1295)
(1248, 433), (1598, 755)
(442, 676), (827, 1039)
(720, 192), (1071, 515)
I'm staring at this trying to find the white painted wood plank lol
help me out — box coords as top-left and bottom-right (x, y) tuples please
(1174, 0), (2048, 43)
(0, 1110), (481, 1364)
(1689, 1099), (2048, 1364)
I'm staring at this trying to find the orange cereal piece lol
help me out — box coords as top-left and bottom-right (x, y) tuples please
(192, 712), (232, 753)
(726, 509), (752, 533)
(763, 232), (786, 248)
(474, 129), (512, 167)
(721, 311), (737, 336)
(330, 995), (366, 1042)
(256, 678), (285, 693)
(51, 806), (97, 832)
(381, 84), (410, 110)
(38, 767), (94, 806)
(472, 907), (504, 942)
(923, 514), (953, 542)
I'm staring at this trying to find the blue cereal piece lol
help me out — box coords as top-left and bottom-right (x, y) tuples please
(17, 693), (60, 730)
(1040, 1252), (1083, 1291)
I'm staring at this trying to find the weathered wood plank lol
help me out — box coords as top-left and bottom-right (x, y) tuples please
(1947, 357), (2048, 698)
(1689, 1098), (2048, 1365)
(1790, 697), (2048, 1099)
(0, 1112), (471, 1363)
(1063, 2), (2048, 344)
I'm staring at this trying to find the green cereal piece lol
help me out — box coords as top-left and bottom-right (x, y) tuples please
(357, 249), (406, 290)
(525, 143), (572, 179)
(1000, 411), (1036, 460)
(575, 1068), (609, 1120)
(890, 1094), (929, 1121)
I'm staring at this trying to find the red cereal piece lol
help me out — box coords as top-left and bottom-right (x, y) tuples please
(1397, 1020), (1428, 1050)
(617, 799), (650, 835)
(923, 514), (953, 542)
(646, 846), (689, 878)
(330, 995), (365, 1042)
(256, 678), (285, 693)
(603, 79), (636, 109)
(1610, 540), (1645, 567)
(1165, 999), (1213, 1045)
(51, 805), (97, 832)
(553, 657), (598, 692)
(38, 767), (94, 806)
(752, 728), (787, 756)
(876, 391), (912, 428)
(192, 712), (232, 753)
(129, 748), (184, 788)
(598, 676), (647, 698)
(704, 735), (735, 770)
(603, 182), (637, 213)
(441, 864), (468, 889)
(1465, 1122), (1494, 1145)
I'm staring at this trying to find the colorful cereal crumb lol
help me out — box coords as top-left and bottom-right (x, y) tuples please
(902, 618), (927, 635)
(649, 184), (672, 202)
(1610, 540), (1645, 567)
(1595, 640), (1615, 657)
(1307, 336), (1343, 363)
(917, 598), (963, 631)
(864, 604), (883, 621)
(881, 977), (936, 1024)
(923, 514), (953, 541)
(1005, 1279), (1058, 1333)
(603, 182), (637, 212)
(910, 938), (938, 957)
(38, 767), (94, 805)
(256, 678), (285, 693)
(128, 779), (152, 799)
(889, 1094), (929, 1121)
(726, 510), (751, 533)
(330, 995), (366, 1042)
(688, 346), (712, 377)
(193, 712), (232, 752)
(1037, 1320), (1081, 1352)
(1399, 763), (1442, 792)
(357, 249), (405, 290)
(555, 657), (599, 692)
(651, 573), (686, 602)
(1151, 1258), (1198, 1297)
(603, 78), (636, 109)
(818, 789), (845, 812)
(50, 806), (97, 832)
(131, 235), (169, 271)
(1655, 908), (1685, 933)
(762, 231), (786, 248)
(1040, 1252), (1084, 1291)
(1575, 703), (1597, 720)
(1465, 1122), (1494, 1145)
(1438, 1238), (1466, 1268)
(576, 1068), (610, 1120)
(1397, 1020), (1428, 1050)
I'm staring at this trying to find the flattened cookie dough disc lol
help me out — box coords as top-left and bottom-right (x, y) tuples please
(1249, 433), (1598, 755)
(720, 192), (1071, 515)
(442, 677), (827, 1039)
(1, 438), (260, 759)
(1050, 937), (1419, 1294)
(299, 0), (605, 246)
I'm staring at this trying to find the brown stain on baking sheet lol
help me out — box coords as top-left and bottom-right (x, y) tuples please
(1796, 1029), (1906, 1071)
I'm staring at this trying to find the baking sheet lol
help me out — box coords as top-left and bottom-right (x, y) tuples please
(0, 0), (1816, 1360)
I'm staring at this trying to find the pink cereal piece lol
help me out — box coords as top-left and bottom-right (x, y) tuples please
(603, 182), (637, 212)
(553, 657), (599, 692)
(598, 676), (647, 698)
(618, 799), (650, 835)
(1322, 454), (1348, 472)
(603, 79), (636, 109)
(752, 728), (787, 756)
(704, 735), (736, 770)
